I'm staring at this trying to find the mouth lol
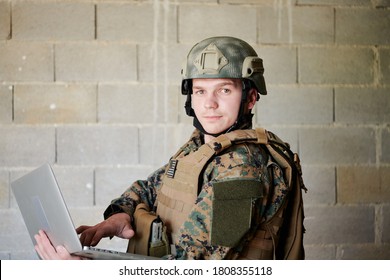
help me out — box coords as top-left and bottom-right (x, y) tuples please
(203, 116), (222, 121)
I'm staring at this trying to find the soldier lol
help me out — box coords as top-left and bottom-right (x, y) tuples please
(35, 36), (305, 260)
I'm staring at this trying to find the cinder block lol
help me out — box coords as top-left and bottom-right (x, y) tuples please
(0, 252), (10, 260)
(373, 0), (390, 7)
(0, 1), (10, 39)
(50, 166), (95, 207)
(68, 206), (106, 229)
(139, 125), (174, 166)
(12, 2), (94, 40)
(9, 250), (39, 260)
(175, 0), (218, 2)
(304, 205), (375, 244)
(337, 166), (390, 204)
(336, 88), (390, 124)
(338, 244), (390, 260)
(303, 245), (336, 260)
(0, 210), (44, 259)
(98, 84), (154, 124)
(257, 86), (333, 125)
(97, 3), (177, 42)
(162, 85), (181, 124)
(258, 6), (334, 44)
(299, 127), (376, 164)
(9, 166), (95, 208)
(382, 128), (390, 163)
(0, 233), (37, 259)
(301, 165), (336, 205)
(0, 126), (55, 167)
(297, 0), (371, 6)
(382, 204), (390, 243)
(255, 46), (297, 85)
(55, 43), (137, 82)
(0, 42), (54, 82)
(336, 8), (390, 45)
(299, 46), (374, 84)
(0, 209), (30, 235)
(95, 166), (153, 206)
(139, 124), (194, 166)
(179, 5), (256, 44)
(256, 125), (299, 152)
(0, 170), (9, 209)
(379, 48), (390, 85)
(138, 43), (187, 84)
(99, 84), (179, 124)
(0, 85), (12, 123)
(14, 84), (97, 124)
(57, 125), (138, 165)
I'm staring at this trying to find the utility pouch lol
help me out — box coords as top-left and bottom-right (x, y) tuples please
(127, 203), (170, 258)
(210, 179), (263, 247)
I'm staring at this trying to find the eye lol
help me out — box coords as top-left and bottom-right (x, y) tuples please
(193, 89), (204, 95)
(219, 88), (231, 95)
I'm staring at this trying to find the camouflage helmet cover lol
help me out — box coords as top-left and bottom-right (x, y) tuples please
(181, 36), (267, 95)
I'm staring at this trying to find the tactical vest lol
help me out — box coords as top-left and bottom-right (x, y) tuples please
(155, 128), (306, 260)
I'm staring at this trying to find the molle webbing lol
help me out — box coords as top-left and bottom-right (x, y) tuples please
(156, 141), (218, 242)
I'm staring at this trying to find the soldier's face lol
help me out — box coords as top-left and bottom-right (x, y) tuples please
(191, 78), (243, 136)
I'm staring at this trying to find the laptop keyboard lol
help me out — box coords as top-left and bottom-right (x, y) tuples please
(83, 246), (122, 255)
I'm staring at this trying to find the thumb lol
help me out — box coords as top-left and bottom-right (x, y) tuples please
(121, 226), (135, 239)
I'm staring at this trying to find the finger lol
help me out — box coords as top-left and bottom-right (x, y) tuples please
(121, 227), (135, 240)
(76, 225), (90, 234)
(80, 227), (102, 247)
(78, 225), (100, 245)
(34, 231), (49, 259)
(55, 245), (80, 260)
(88, 229), (105, 247)
(34, 241), (48, 260)
(34, 230), (57, 259)
(79, 228), (93, 246)
(35, 244), (47, 260)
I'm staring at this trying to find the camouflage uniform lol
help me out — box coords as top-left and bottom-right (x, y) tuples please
(103, 128), (288, 260)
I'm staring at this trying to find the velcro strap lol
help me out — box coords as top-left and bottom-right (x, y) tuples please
(255, 128), (269, 144)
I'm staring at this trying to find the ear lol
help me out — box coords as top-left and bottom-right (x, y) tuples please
(247, 89), (258, 110)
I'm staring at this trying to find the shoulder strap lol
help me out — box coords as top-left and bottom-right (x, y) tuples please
(206, 128), (269, 154)
(259, 131), (307, 260)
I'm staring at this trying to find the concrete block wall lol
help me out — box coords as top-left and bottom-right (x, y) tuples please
(0, 0), (389, 260)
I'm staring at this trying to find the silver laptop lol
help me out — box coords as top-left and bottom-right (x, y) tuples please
(11, 163), (159, 260)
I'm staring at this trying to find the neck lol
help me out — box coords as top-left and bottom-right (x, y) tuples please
(204, 134), (215, 144)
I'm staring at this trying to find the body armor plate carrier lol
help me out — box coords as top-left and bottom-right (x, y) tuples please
(129, 128), (307, 259)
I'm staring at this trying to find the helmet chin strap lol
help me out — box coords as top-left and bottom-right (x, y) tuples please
(189, 79), (254, 138)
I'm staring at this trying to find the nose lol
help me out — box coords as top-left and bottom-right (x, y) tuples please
(204, 92), (218, 109)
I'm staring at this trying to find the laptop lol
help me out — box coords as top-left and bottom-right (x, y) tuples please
(11, 163), (159, 260)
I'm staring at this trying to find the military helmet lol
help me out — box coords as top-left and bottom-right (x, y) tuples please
(181, 36), (267, 95)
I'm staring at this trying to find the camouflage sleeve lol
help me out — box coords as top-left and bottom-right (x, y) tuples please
(103, 165), (167, 220)
(175, 144), (271, 260)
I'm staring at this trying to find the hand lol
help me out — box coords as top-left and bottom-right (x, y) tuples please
(34, 230), (81, 260)
(76, 213), (135, 247)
